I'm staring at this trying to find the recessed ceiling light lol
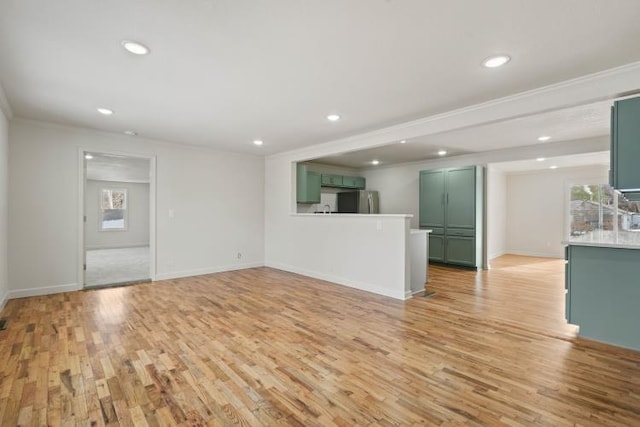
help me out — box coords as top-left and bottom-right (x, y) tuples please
(371, 160), (380, 165)
(482, 55), (511, 68)
(327, 114), (341, 122)
(549, 165), (558, 169)
(536, 157), (546, 162)
(400, 140), (407, 144)
(124, 130), (137, 136)
(438, 150), (447, 156)
(97, 107), (114, 116)
(121, 40), (150, 55)
(253, 140), (264, 146)
(538, 135), (551, 142)
(84, 154), (94, 160)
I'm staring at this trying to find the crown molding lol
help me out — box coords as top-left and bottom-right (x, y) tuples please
(269, 61), (640, 162)
(0, 81), (13, 119)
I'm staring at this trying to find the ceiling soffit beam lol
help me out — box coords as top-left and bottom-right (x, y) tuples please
(0, 80), (13, 120)
(272, 61), (640, 163)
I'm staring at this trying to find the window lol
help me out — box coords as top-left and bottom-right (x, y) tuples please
(569, 184), (640, 245)
(100, 188), (127, 231)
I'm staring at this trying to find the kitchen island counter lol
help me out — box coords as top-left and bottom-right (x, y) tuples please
(565, 243), (640, 351)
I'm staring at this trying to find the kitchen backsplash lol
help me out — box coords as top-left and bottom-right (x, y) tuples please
(297, 191), (338, 213)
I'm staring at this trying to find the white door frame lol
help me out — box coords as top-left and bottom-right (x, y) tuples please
(77, 147), (157, 288)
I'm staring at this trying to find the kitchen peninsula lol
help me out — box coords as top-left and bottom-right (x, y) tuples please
(286, 213), (430, 300)
(565, 240), (640, 351)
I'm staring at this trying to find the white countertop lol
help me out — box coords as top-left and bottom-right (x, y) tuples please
(411, 229), (432, 234)
(563, 241), (640, 250)
(292, 213), (413, 218)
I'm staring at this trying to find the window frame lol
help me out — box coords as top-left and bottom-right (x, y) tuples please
(99, 188), (128, 232)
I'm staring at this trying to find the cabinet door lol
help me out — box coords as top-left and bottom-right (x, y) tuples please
(306, 172), (321, 203)
(322, 174), (343, 187)
(564, 246), (571, 323)
(342, 176), (365, 188)
(342, 176), (356, 188)
(419, 170), (445, 228)
(445, 236), (476, 266)
(428, 234), (445, 262)
(353, 177), (366, 189)
(445, 167), (475, 229)
(612, 98), (640, 191)
(296, 164), (321, 203)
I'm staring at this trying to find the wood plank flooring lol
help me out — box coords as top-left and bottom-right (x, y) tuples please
(0, 255), (639, 426)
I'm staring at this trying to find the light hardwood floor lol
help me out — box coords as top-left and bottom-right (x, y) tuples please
(0, 255), (639, 426)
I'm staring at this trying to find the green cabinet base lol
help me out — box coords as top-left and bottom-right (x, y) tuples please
(567, 245), (640, 351)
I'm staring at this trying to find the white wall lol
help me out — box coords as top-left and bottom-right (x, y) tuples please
(85, 180), (150, 249)
(265, 156), (411, 300)
(486, 167), (507, 261)
(8, 120), (265, 297)
(506, 165), (609, 258)
(0, 108), (8, 308)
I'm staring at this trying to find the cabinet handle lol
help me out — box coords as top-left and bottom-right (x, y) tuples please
(446, 193), (449, 204)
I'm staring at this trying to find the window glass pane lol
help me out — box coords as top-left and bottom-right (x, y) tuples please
(569, 184), (640, 245)
(101, 209), (125, 230)
(101, 189), (127, 209)
(100, 188), (127, 230)
(618, 194), (640, 245)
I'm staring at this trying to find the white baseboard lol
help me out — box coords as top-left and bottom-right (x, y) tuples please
(9, 283), (81, 299)
(488, 250), (507, 260)
(0, 289), (8, 312)
(265, 261), (406, 300)
(86, 243), (150, 250)
(505, 250), (563, 259)
(154, 262), (264, 281)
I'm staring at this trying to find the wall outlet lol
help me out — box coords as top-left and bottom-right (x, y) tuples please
(376, 220), (383, 231)
(237, 252), (242, 259)
(168, 209), (175, 218)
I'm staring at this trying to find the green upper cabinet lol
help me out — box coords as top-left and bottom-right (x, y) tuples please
(321, 174), (365, 189)
(446, 167), (476, 229)
(419, 170), (445, 228)
(296, 164), (321, 204)
(321, 174), (343, 187)
(611, 97), (640, 192)
(342, 176), (366, 189)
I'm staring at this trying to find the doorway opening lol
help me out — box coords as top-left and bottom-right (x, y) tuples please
(80, 151), (155, 288)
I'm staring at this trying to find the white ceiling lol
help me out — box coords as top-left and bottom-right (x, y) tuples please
(86, 153), (150, 183)
(489, 151), (610, 173)
(1, 1), (640, 156)
(313, 100), (612, 168)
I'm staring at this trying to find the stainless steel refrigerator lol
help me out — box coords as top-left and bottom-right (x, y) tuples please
(337, 191), (379, 214)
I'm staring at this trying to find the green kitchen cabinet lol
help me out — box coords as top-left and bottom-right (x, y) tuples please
(446, 167), (476, 229)
(419, 166), (483, 268)
(342, 176), (366, 189)
(428, 233), (445, 262)
(610, 97), (640, 192)
(565, 244), (640, 351)
(296, 164), (321, 204)
(419, 170), (445, 228)
(321, 174), (344, 187)
(445, 236), (476, 266)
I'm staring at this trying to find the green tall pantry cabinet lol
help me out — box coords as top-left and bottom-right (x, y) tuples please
(419, 166), (483, 268)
